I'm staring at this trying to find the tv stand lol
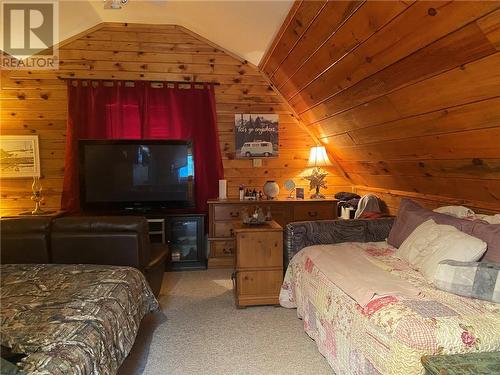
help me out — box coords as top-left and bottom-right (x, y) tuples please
(123, 206), (154, 214)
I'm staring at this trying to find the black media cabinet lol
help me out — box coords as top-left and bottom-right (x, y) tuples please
(146, 214), (206, 271)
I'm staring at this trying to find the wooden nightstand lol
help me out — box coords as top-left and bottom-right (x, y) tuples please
(233, 220), (283, 308)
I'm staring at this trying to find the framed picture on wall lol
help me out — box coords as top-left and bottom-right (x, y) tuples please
(235, 114), (279, 159)
(0, 135), (41, 178)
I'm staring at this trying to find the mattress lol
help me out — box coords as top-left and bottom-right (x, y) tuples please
(280, 241), (500, 375)
(0, 264), (159, 375)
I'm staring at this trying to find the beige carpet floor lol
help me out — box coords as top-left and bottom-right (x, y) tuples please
(121, 269), (333, 375)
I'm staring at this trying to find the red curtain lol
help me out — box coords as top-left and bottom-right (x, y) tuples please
(61, 80), (223, 213)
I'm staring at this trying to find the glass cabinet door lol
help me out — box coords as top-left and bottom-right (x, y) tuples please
(166, 215), (206, 270)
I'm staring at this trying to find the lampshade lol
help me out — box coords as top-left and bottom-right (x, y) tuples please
(308, 146), (333, 167)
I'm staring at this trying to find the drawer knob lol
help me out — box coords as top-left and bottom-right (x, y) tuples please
(223, 248), (233, 254)
(230, 229), (234, 236)
(230, 211), (240, 218)
(308, 211), (318, 217)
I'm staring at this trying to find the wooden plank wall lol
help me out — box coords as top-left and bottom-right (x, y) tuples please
(0, 23), (351, 215)
(355, 186), (500, 215)
(260, 1), (500, 213)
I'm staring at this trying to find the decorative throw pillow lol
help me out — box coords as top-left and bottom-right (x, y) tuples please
(433, 260), (500, 303)
(471, 222), (500, 263)
(474, 214), (500, 225)
(396, 219), (487, 282)
(387, 199), (475, 248)
(388, 199), (500, 262)
(433, 205), (475, 218)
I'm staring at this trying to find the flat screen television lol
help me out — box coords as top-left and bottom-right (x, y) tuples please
(79, 139), (195, 211)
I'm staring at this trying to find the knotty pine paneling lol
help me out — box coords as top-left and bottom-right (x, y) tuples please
(262, 1), (500, 212)
(0, 23), (351, 215)
(354, 186), (500, 215)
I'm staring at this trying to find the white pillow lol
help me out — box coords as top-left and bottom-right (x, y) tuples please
(473, 214), (500, 224)
(433, 205), (475, 218)
(395, 219), (487, 282)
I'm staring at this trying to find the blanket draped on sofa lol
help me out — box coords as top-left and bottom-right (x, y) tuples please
(0, 264), (159, 375)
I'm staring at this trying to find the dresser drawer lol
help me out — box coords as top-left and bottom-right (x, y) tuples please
(214, 221), (237, 238)
(293, 203), (335, 221)
(211, 241), (235, 257)
(214, 205), (246, 221)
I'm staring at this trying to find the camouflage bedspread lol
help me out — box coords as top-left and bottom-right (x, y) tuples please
(0, 264), (159, 375)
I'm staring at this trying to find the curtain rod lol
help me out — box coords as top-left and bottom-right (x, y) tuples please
(60, 77), (220, 86)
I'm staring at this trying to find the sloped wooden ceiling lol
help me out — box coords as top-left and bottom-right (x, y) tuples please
(0, 23), (351, 215)
(260, 1), (500, 212)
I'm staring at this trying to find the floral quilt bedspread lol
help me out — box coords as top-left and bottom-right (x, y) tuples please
(0, 264), (159, 375)
(280, 242), (500, 375)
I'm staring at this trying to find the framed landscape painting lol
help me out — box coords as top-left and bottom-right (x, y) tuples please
(235, 114), (279, 159)
(0, 135), (41, 178)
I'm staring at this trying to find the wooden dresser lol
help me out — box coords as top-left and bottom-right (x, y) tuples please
(207, 199), (337, 268)
(233, 220), (283, 308)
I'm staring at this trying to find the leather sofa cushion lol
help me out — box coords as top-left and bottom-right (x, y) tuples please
(52, 216), (148, 233)
(0, 217), (51, 264)
(51, 232), (142, 267)
(51, 216), (151, 266)
(1, 217), (50, 233)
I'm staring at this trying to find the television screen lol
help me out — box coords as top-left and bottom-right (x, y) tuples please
(79, 140), (194, 210)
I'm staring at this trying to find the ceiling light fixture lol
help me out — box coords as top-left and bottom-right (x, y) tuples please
(104, 0), (128, 10)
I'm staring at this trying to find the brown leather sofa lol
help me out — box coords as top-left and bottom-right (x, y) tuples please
(0, 216), (167, 297)
(0, 217), (51, 264)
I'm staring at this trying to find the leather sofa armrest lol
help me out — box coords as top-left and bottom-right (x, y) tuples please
(284, 217), (395, 268)
(147, 243), (168, 270)
(145, 243), (168, 297)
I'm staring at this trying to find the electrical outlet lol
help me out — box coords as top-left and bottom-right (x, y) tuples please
(253, 159), (262, 168)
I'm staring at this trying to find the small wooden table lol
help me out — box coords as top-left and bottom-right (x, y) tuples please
(233, 220), (283, 308)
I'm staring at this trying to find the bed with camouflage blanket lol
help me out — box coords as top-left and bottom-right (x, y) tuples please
(0, 264), (159, 375)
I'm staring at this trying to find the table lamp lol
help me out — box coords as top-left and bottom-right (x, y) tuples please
(304, 145), (332, 199)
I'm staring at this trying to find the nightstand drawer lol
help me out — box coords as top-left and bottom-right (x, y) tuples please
(237, 270), (283, 297)
(214, 205), (245, 221)
(293, 203), (334, 221)
(211, 241), (235, 257)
